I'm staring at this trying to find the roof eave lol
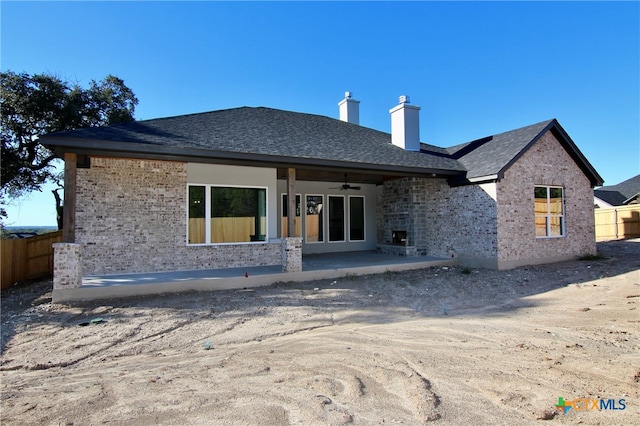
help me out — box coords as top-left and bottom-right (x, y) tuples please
(447, 174), (499, 187)
(40, 137), (466, 178)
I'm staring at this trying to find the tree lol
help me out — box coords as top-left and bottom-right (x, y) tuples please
(0, 71), (138, 225)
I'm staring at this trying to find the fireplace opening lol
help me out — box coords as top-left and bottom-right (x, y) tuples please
(392, 230), (407, 246)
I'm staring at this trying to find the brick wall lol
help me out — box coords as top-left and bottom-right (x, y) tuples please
(82, 136), (594, 275)
(77, 157), (281, 275)
(495, 131), (596, 267)
(378, 131), (595, 269)
(378, 178), (498, 263)
(53, 243), (83, 289)
(378, 178), (421, 252)
(423, 180), (499, 265)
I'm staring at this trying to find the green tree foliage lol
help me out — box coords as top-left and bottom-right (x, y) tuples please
(0, 71), (138, 221)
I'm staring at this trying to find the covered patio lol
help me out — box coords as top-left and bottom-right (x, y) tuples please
(52, 251), (456, 303)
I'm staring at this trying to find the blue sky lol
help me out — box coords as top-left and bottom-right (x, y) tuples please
(2, 1), (639, 226)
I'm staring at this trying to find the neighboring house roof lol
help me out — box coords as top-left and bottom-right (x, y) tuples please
(594, 174), (640, 206)
(39, 106), (603, 186)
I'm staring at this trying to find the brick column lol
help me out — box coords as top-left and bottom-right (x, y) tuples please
(53, 243), (83, 289)
(281, 237), (302, 272)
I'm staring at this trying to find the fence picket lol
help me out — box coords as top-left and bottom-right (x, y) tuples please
(1, 231), (62, 290)
(594, 205), (640, 241)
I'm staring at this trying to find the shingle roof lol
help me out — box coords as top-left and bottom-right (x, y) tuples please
(445, 119), (603, 186)
(595, 174), (640, 205)
(40, 107), (465, 175)
(593, 190), (628, 206)
(447, 119), (555, 180)
(39, 106), (603, 186)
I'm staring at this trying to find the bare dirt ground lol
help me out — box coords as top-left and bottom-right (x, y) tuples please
(1, 240), (639, 425)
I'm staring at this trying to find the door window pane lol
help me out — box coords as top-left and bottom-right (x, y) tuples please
(349, 196), (365, 241)
(306, 195), (324, 243)
(188, 186), (206, 244)
(329, 196), (345, 242)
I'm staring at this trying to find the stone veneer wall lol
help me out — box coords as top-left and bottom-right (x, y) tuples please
(495, 131), (596, 268)
(378, 177), (498, 264)
(76, 157), (281, 275)
(377, 178), (427, 255)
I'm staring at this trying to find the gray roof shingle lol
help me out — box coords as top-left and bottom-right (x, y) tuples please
(447, 119), (555, 180)
(446, 119), (603, 186)
(40, 107), (465, 175)
(39, 106), (603, 186)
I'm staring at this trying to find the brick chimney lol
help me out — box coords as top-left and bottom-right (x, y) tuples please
(338, 91), (360, 125)
(389, 95), (421, 151)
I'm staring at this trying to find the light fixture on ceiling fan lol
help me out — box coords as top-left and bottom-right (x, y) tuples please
(330, 173), (361, 191)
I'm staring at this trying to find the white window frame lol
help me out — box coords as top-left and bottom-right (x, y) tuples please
(186, 183), (268, 246)
(348, 195), (366, 242)
(534, 185), (565, 238)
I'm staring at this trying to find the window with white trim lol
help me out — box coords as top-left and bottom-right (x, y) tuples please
(188, 185), (267, 245)
(534, 186), (565, 238)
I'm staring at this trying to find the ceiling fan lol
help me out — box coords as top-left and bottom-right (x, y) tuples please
(330, 174), (361, 191)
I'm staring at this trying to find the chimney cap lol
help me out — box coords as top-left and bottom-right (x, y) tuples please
(399, 95), (410, 104)
(345, 91), (353, 99)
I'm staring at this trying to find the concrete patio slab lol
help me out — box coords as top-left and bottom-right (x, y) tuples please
(52, 251), (456, 303)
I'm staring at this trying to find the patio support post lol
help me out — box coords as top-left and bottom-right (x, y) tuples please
(62, 152), (77, 243)
(282, 167), (302, 272)
(281, 236), (302, 272)
(287, 167), (296, 237)
(53, 242), (83, 289)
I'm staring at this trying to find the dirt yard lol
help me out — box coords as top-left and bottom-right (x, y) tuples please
(1, 240), (639, 425)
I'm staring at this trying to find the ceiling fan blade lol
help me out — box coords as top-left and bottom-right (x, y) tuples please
(329, 174), (361, 190)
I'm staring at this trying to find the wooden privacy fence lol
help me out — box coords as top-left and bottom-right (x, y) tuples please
(594, 205), (640, 241)
(1, 231), (62, 290)
(188, 217), (268, 244)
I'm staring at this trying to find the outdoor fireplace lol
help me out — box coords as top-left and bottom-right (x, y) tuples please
(392, 230), (407, 246)
(378, 230), (415, 256)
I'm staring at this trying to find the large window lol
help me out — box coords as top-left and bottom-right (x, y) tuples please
(534, 186), (565, 238)
(188, 185), (266, 245)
